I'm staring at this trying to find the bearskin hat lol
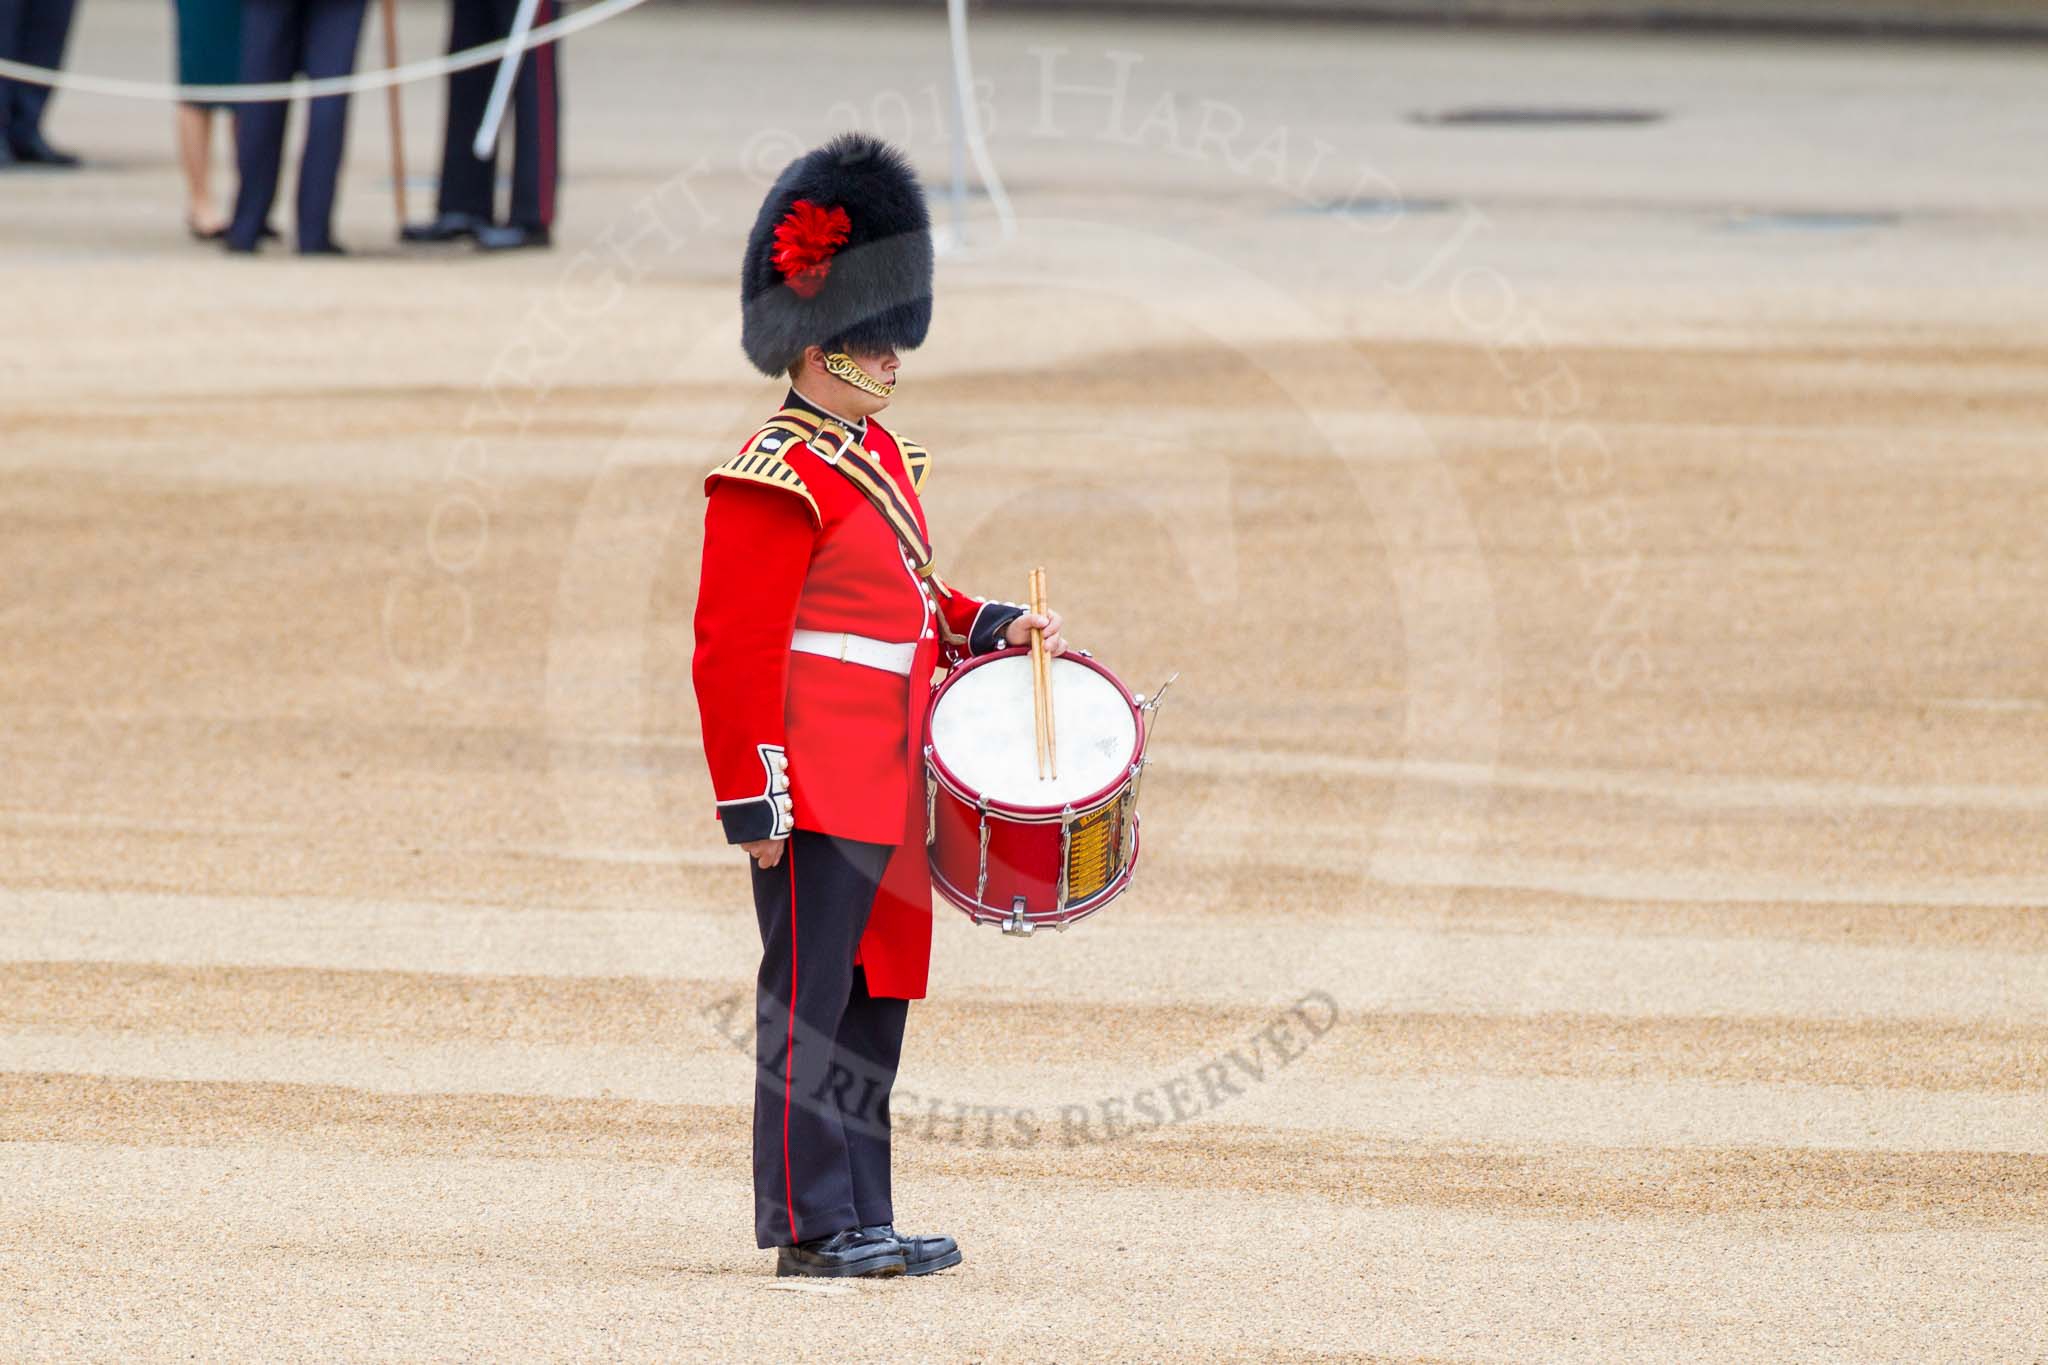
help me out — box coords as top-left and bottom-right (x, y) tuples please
(740, 133), (934, 377)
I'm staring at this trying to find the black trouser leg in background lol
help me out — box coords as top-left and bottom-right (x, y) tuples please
(504, 0), (559, 230)
(749, 829), (905, 1250)
(0, 0), (22, 144)
(230, 0), (364, 250)
(432, 0), (494, 218)
(0, 0), (16, 144)
(229, 0), (300, 248)
(293, 0), (366, 250)
(433, 0), (560, 228)
(0, 0), (77, 140)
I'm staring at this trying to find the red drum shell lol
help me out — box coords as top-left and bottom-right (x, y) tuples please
(924, 647), (1148, 931)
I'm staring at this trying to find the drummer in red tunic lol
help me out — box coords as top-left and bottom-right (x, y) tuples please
(692, 133), (1066, 1279)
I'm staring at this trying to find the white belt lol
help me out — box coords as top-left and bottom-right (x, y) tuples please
(790, 628), (918, 676)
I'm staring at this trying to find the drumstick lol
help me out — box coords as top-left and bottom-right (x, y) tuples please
(1029, 566), (1057, 780)
(1040, 571), (1057, 779)
(1028, 568), (1046, 778)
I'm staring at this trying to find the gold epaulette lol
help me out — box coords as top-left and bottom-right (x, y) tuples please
(706, 426), (820, 524)
(896, 435), (931, 495)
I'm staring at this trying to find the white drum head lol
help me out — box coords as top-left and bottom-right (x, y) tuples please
(931, 655), (1139, 807)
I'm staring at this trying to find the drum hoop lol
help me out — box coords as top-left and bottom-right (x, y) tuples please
(924, 646), (1148, 818)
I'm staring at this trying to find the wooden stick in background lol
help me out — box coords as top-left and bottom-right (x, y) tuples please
(380, 0), (408, 232)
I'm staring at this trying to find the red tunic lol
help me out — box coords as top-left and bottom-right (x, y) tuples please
(692, 394), (1021, 999)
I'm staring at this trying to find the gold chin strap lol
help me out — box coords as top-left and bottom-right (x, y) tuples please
(824, 351), (895, 398)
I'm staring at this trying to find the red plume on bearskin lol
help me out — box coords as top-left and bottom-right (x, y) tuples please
(771, 199), (851, 300)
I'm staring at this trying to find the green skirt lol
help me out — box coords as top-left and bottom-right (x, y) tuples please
(174, 0), (243, 103)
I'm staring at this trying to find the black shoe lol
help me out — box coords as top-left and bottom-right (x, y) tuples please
(0, 140), (15, 169)
(400, 211), (487, 244)
(774, 1228), (907, 1279)
(475, 222), (551, 251)
(9, 130), (80, 167)
(858, 1223), (961, 1276)
(223, 222), (280, 252)
(298, 240), (348, 256)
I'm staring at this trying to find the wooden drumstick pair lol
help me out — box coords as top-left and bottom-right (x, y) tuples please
(1029, 567), (1057, 780)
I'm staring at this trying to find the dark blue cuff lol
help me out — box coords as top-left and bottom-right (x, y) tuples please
(718, 797), (780, 843)
(970, 601), (1028, 656)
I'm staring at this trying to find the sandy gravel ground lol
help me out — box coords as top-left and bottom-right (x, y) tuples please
(3, 3), (2046, 1360)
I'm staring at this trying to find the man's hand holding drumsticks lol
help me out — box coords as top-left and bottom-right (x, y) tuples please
(1003, 609), (1066, 655)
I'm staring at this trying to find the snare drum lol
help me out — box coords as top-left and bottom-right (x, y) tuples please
(924, 648), (1152, 934)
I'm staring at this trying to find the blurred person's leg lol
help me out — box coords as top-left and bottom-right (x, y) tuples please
(3, 0), (81, 165)
(293, 0), (366, 252)
(177, 105), (229, 237)
(0, 0), (19, 166)
(228, 0), (301, 252)
(490, 0), (558, 246)
(425, 0), (496, 228)
(174, 0), (241, 233)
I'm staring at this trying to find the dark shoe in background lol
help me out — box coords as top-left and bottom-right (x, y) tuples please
(774, 1228), (907, 1279)
(223, 221), (281, 254)
(0, 140), (16, 169)
(400, 211), (488, 244)
(474, 222), (551, 251)
(858, 1223), (962, 1276)
(298, 240), (348, 256)
(9, 130), (80, 167)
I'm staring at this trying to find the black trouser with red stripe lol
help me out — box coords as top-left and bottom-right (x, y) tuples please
(432, 0), (559, 229)
(749, 829), (909, 1249)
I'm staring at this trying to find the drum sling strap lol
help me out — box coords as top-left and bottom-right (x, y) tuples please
(761, 406), (971, 652)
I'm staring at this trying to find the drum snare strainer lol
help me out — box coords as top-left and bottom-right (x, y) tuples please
(925, 648), (1174, 934)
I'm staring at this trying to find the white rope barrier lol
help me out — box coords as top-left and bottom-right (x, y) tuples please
(0, 0), (648, 104)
